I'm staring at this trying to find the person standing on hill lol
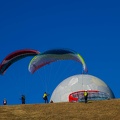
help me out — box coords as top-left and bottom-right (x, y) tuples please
(20, 95), (26, 104)
(84, 90), (88, 103)
(43, 92), (49, 103)
(3, 98), (7, 105)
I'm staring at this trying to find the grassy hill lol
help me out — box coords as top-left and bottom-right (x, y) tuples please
(0, 99), (120, 120)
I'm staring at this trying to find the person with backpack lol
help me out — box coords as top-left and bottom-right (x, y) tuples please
(43, 92), (49, 103)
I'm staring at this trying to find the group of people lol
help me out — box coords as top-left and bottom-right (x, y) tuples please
(43, 91), (89, 103)
(2, 91), (88, 105)
(3, 93), (50, 105)
(3, 95), (26, 105)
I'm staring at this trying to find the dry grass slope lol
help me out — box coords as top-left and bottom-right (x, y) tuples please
(0, 99), (120, 120)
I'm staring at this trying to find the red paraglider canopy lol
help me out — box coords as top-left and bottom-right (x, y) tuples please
(0, 49), (40, 75)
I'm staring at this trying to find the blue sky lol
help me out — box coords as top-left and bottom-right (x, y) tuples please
(0, 0), (120, 105)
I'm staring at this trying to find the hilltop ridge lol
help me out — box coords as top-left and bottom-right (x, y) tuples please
(0, 99), (120, 120)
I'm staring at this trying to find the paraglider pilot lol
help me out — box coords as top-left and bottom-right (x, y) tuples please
(84, 90), (88, 103)
(20, 95), (26, 104)
(43, 92), (49, 103)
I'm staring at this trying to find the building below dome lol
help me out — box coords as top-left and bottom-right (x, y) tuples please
(50, 74), (115, 103)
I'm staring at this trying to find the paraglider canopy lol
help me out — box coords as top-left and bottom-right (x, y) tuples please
(28, 48), (88, 74)
(0, 49), (40, 75)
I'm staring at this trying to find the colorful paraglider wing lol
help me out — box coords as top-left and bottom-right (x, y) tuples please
(28, 49), (87, 74)
(0, 49), (40, 75)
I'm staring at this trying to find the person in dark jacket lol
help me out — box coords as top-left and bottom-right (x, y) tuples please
(21, 95), (26, 104)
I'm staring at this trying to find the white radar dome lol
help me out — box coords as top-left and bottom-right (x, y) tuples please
(50, 74), (115, 103)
